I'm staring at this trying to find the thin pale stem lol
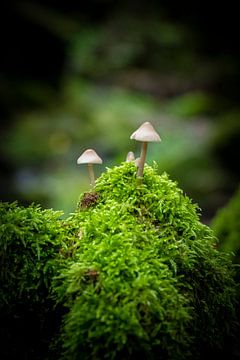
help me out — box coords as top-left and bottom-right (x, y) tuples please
(137, 142), (148, 178)
(87, 164), (95, 186)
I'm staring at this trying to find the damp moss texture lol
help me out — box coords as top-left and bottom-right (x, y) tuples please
(0, 162), (239, 359)
(0, 202), (74, 359)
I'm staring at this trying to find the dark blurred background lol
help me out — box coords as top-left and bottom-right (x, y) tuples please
(0, 0), (239, 220)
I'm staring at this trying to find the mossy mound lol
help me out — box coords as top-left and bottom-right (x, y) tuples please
(0, 203), (67, 306)
(0, 202), (77, 359)
(54, 163), (238, 359)
(212, 187), (240, 264)
(0, 163), (238, 359)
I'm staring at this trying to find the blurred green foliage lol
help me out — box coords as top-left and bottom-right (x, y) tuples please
(3, 76), (236, 218)
(1, 1), (239, 221)
(212, 187), (240, 264)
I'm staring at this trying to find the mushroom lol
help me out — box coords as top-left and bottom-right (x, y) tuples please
(77, 149), (103, 186)
(126, 151), (135, 162)
(135, 157), (140, 167)
(130, 122), (161, 177)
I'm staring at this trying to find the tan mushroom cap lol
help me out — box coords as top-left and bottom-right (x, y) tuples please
(130, 121), (161, 142)
(77, 149), (103, 164)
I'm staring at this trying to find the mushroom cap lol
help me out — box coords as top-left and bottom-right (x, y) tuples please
(77, 149), (103, 164)
(126, 151), (135, 162)
(130, 122), (161, 142)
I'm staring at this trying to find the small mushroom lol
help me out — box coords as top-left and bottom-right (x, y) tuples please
(135, 157), (140, 167)
(77, 149), (102, 186)
(130, 122), (161, 177)
(126, 151), (135, 162)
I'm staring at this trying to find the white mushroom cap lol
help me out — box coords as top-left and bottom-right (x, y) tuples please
(77, 149), (103, 164)
(126, 151), (135, 162)
(130, 122), (161, 142)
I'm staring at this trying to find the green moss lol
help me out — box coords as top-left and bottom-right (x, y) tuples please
(0, 164), (238, 359)
(0, 202), (77, 359)
(0, 202), (73, 306)
(212, 187), (240, 263)
(54, 163), (238, 359)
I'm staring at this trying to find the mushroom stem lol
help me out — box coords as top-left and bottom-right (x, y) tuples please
(137, 141), (148, 177)
(87, 164), (95, 186)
